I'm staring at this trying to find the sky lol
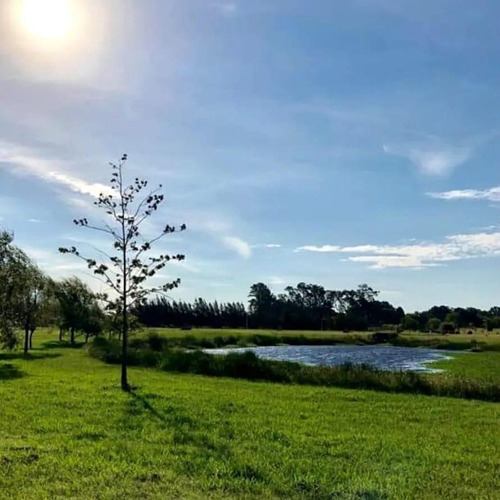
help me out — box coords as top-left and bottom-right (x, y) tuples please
(1, 0), (500, 312)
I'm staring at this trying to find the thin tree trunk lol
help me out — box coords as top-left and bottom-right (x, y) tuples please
(70, 327), (75, 345)
(121, 306), (129, 391)
(23, 325), (29, 355)
(120, 168), (130, 392)
(29, 328), (35, 349)
(59, 327), (63, 342)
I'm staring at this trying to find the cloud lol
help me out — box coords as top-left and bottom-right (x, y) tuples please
(268, 276), (286, 286)
(383, 143), (471, 176)
(295, 245), (341, 253)
(0, 141), (112, 198)
(222, 236), (251, 258)
(428, 186), (500, 202)
(252, 243), (282, 249)
(296, 231), (500, 269)
(211, 2), (237, 17)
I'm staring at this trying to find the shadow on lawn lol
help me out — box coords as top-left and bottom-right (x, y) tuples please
(0, 351), (61, 362)
(127, 391), (195, 429)
(39, 341), (85, 350)
(0, 363), (24, 381)
(128, 391), (170, 425)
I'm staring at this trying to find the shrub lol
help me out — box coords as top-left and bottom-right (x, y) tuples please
(441, 322), (456, 334)
(147, 332), (165, 351)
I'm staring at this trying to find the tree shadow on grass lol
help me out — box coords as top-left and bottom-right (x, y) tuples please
(0, 363), (24, 381)
(128, 391), (169, 424)
(126, 391), (195, 429)
(0, 351), (61, 362)
(125, 390), (231, 467)
(39, 341), (85, 350)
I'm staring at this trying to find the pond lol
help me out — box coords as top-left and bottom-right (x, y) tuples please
(206, 345), (455, 373)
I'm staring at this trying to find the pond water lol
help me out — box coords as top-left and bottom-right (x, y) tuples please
(206, 345), (454, 373)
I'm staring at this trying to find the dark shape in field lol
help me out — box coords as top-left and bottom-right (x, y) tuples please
(0, 363), (23, 380)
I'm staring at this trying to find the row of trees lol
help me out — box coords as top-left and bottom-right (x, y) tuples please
(0, 231), (104, 352)
(135, 282), (405, 331)
(402, 305), (500, 333)
(136, 283), (500, 333)
(135, 298), (247, 329)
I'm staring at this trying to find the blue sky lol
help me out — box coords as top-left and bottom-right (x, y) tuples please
(1, 0), (500, 311)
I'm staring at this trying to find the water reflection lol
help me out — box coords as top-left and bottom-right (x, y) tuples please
(206, 345), (455, 373)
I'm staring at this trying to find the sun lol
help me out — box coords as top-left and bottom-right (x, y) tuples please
(21, 0), (74, 41)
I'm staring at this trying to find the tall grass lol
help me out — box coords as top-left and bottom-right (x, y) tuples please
(129, 328), (500, 352)
(129, 332), (372, 350)
(89, 337), (500, 402)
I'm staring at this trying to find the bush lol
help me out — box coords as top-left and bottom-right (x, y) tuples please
(147, 332), (165, 351)
(441, 322), (456, 334)
(427, 318), (441, 333)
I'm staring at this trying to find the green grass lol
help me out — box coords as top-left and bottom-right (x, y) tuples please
(432, 351), (500, 380)
(0, 330), (499, 499)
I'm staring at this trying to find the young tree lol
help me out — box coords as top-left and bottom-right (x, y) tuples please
(59, 155), (186, 391)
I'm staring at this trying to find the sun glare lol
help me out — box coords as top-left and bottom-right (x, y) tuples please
(21, 0), (74, 41)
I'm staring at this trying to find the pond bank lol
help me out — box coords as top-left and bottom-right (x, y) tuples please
(89, 337), (500, 402)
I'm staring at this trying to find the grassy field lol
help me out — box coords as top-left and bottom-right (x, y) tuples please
(433, 351), (500, 380)
(0, 330), (499, 499)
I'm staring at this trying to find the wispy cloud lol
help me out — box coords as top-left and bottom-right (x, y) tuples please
(0, 141), (112, 198)
(296, 245), (341, 253)
(383, 143), (471, 176)
(211, 2), (237, 17)
(268, 276), (286, 286)
(223, 236), (251, 259)
(428, 186), (500, 202)
(252, 243), (282, 249)
(297, 231), (500, 269)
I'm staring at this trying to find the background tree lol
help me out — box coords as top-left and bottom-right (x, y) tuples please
(427, 317), (441, 333)
(0, 231), (31, 349)
(17, 264), (51, 354)
(402, 314), (420, 332)
(441, 322), (456, 335)
(59, 154), (186, 391)
(248, 283), (276, 328)
(55, 277), (97, 344)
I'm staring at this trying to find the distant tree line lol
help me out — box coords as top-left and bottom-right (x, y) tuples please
(134, 282), (406, 331)
(135, 298), (248, 329)
(136, 283), (500, 333)
(401, 305), (500, 334)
